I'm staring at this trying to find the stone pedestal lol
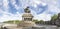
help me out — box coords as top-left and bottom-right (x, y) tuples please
(17, 7), (34, 28)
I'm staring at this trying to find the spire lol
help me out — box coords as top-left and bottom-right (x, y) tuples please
(24, 7), (30, 13)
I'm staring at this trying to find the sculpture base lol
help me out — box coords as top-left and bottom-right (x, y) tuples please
(17, 21), (35, 27)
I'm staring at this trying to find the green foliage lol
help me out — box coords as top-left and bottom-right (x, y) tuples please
(32, 20), (38, 22)
(3, 20), (22, 24)
(51, 14), (58, 21)
(33, 20), (44, 24)
(50, 14), (58, 25)
(39, 20), (44, 22)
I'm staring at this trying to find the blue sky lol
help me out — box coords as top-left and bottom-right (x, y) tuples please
(0, 0), (60, 22)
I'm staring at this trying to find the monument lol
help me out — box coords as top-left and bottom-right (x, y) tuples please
(1, 7), (59, 29)
(17, 7), (35, 28)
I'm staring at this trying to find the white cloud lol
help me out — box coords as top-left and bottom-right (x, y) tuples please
(11, 0), (16, 5)
(0, 9), (3, 13)
(42, 3), (47, 6)
(0, 11), (23, 22)
(30, 0), (46, 8)
(33, 13), (52, 21)
(31, 10), (37, 16)
(0, 2), (2, 6)
(14, 5), (20, 10)
(3, 0), (9, 12)
(0, 0), (60, 22)
(41, 0), (60, 14)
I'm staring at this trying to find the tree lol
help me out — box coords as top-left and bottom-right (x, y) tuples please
(51, 14), (58, 21)
(50, 14), (58, 25)
(3, 20), (22, 24)
(32, 20), (38, 22)
(39, 20), (44, 22)
(35, 20), (44, 24)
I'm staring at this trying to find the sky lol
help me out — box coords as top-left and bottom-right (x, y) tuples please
(0, 0), (60, 22)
